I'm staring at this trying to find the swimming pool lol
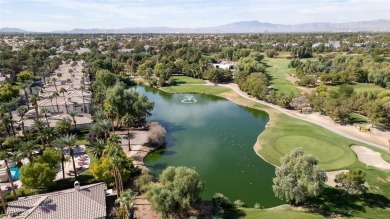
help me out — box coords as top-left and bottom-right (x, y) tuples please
(10, 167), (20, 180)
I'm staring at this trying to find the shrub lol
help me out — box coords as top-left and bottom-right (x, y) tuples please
(147, 122), (166, 147)
(233, 199), (245, 207)
(212, 193), (233, 215)
(265, 49), (279, 58)
(254, 202), (262, 209)
(135, 172), (154, 192)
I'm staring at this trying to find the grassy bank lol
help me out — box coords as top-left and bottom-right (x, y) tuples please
(161, 84), (230, 95)
(242, 205), (325, 219)
(172, 75), (206, 84)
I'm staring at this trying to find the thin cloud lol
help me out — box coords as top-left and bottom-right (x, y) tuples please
(1, 0), (389, 31)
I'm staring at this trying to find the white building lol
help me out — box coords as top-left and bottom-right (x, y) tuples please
(211, 61), (237, 70)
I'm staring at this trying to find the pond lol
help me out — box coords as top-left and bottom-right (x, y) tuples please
(137, 86), (283, 207)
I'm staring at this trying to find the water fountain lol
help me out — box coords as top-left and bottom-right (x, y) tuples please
(181, 95), (197, 103)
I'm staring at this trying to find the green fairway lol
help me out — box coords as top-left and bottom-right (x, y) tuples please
(262, 57), (300, 95)
(172, 76), (206, 84)
(256, 111), (364, 171)
(242, 205), (325, 219)
(161, 84), (230, 95)
(326, 83), (386, 93)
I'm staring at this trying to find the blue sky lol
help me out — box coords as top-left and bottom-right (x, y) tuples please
(1, 0), (389, 31)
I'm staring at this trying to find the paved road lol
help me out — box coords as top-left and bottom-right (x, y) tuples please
(219, 83), (389, 151)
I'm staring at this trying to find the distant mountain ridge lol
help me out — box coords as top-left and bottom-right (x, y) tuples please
(0, 27), (28, 33)
(2, 20), (390, 33)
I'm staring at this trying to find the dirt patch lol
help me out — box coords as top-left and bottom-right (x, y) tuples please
(134, 197), (161, 219)
(112, 129), (156, 172)
(325, 170), (348, 187)
(351, 145), (390, 170)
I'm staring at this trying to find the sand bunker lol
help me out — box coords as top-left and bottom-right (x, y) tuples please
(351, 145), (390, 170)
(325, 170), (348, 187)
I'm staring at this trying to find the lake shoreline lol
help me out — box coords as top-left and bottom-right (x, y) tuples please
(158, 85), (279, 167)
(140, 85), (281, 207)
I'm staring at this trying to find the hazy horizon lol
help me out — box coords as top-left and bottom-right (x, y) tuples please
(1, 0), (390, 32)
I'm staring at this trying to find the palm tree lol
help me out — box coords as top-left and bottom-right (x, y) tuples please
(87, 139), (105, 159)
(40, 108), (50, 127)
(122, 113), (134, 152)
(104, 106), (117, 131)
(17, 106), (28, 140)
(19, 113), (27, 140)
(20, 82), (30, 108)
(103, 135), (124, 198)
(69, 110), (78, 130)
(51, 77), (58, 92)
(2, 98), (18, 136)
(53, 137), (67, 179)
(39, 127), (57, 148)
(31, 118), (45, 134)
(0, 153), (17, 200)
(52, 91), (60, 113)
(29, 94), (39, 120)
(39, 67), (47, 85)
(93, 109), (105, 122)
(1, 114), (12, 137)
(89, 123), (102, 141)
(79, 85), (87, 113)
(15, 141), (37, 163)
(17, 106), (25, 118)
(115, 189), (138, 219)
(99, 119), (112, 140)
(59, 87), (68, 114)
(61, 134), (77, 178)
(48, 94), (56, 113)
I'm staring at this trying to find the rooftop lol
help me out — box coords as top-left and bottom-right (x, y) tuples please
(6, 183), (107, 219)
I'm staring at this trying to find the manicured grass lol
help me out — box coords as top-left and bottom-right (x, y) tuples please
(349, 113), (369, 125)
(257, 111), (364, 171)
(262, 57), (300, 95)
(172, 76), (206, 84)
(161, 84), (230, 95)
(326, 83), (386, 93)
(242, 205), (325, 219)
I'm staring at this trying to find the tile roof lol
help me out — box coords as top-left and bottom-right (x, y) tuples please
(6, 183), (107, 219)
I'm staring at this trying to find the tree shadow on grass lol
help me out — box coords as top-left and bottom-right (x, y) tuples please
(211, 207), (246, 219)
(305, 187), (390, 217)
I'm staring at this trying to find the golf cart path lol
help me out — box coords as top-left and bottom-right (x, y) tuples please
(218, 83), (389, 151)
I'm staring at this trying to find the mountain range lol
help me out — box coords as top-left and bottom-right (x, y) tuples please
(2, 20), (390, 33)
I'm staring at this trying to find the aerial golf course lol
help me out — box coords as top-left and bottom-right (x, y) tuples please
(157, 69), (390, 218)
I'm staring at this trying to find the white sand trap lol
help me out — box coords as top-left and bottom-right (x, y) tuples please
(351, 145), (390, 170)
(325, 170), (348, 187)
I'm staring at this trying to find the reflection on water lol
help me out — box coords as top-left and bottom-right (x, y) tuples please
(138, 86), (283, 207)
